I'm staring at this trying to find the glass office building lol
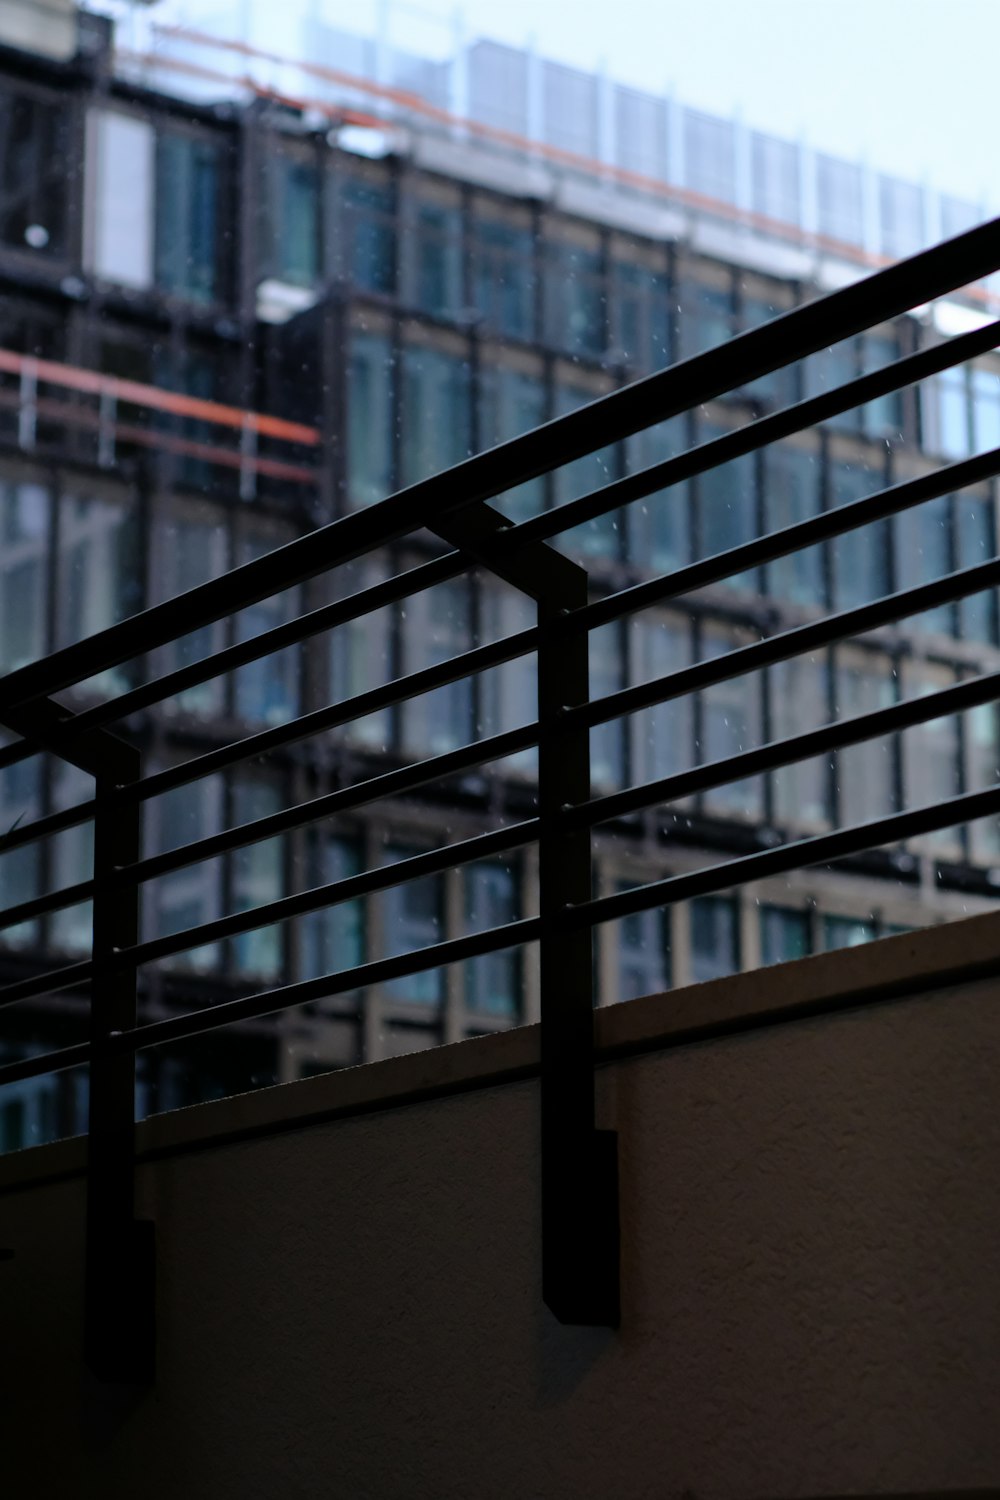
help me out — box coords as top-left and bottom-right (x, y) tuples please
(1, 5), (999, 1150)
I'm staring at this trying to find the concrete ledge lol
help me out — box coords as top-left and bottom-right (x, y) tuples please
(3, 909), (999, 1195)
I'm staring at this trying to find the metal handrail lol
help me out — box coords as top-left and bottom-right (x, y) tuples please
(3, 213), (999, 714)
(5, 214), (1000, 1376)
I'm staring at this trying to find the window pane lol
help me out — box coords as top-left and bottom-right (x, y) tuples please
(546, 243), (605, 357)
(479, 366), (546, 524)
(48, 761), (94, 956)
(464, 861), (520, 1017)
(0, 751), (43, 951)
(590, 621), (627, 792)
(348, 330), (394, 508)
(412, 201), (462, 318)
(895, 492), (954, 636)
(829, 460), (889, 609)
(763, 444), (824, 605)
(805, 340), (860, 435)
(741, 296), (798, 409)
(861, 334), (904, 439)
(337, 174), (396, 293)
(57, 491), (141, 696)
(967, 702), (1000, 864)
(629, 614), (693, 790)
(477, 583), (537, 779)
(0, 477), (50, 671)
(972, 368), (1000, 452)
(760, 906), (810, 965)
(681, 283), (731, 357)
(300, 835), (365, 983)
(0, 89), (68, 257)
(924, 367), (971, 460)
(612, 261), (670, 373)
(690, 896), (739, 982)
(956, 494), (997, 645)
(158, 512), (228, 717)
(624, 418), (690, 574)
(400, 345), (471, 487)
(230, 780), (284, 980)
(328, 556), (394, 753)
(834, 656), (896, 826)
(382, 846), (444, 1006)
(770, 653), (831, 828)
(270, 156), (319, 287)
(233, 534), (300, 727)
(155, 132), (222, 304)
(552, 381), (620, 560)
(824, 914), (875, 950)
(903, 665), (962, 855)
(149, 775), (223, 973)
(472, 219), (534, 340)
(697, 422), (758, 590)
(699, 628), (764, 818)
(400, 578), (473, 756)
(616, 887), (670, 1002)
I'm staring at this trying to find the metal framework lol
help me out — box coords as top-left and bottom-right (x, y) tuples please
(3, 215), (1000, 1376)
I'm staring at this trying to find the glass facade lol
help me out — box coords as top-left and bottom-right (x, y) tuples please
(1, 50), (999, 1133)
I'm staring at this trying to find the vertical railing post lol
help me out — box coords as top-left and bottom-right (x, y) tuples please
(97, 389), (117, 469)
(18, 357), (37, 451)
(239, 412), (257, 501)
(536, 571), (619, 1327)
(85, 739), (155, 1383)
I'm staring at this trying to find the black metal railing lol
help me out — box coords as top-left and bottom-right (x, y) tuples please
(3, 215), (1000, 1377)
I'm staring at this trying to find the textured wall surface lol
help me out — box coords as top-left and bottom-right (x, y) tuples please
(3, 978), (1000, 1499)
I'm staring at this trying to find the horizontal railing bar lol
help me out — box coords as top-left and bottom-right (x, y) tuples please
(12, 417), (993, 785)
(119, 627), (540, 808)
(0, 798), (96, 856)
(572, 783), (1000, 930)
(0, 344), (319, 444)
(567, 552), (1000, 733)
(109, 917), (543, 1056)
(4, 216), (999, 710)
(0, 958), (93, 1008)
(113, 820), (540, 970)
(0, 1041), (90, 1089)
(0, 880), (94, 934)
(0, 554), (468, 773)
(113, 725), (539, 889)
(0, 389), (319, 483)
(568, 666), (1000, 830)
(571, 443), (1000, 638)
(506, 318), (1000, 550)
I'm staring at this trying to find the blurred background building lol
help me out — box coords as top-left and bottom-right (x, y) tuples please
(3, 0), (1000, 1150)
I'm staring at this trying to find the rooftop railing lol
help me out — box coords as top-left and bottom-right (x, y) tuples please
(0, 345), (320, 496)
(125, 22), (1000, 315)
(2, 215), (1000, 1379)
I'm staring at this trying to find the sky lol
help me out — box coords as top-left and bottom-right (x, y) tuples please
(121, 0), (998, 208)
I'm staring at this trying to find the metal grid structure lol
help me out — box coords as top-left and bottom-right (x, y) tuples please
(3, 216), (1000, 1376)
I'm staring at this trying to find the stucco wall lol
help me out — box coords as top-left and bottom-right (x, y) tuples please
(2, 942), (1000, 1499)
